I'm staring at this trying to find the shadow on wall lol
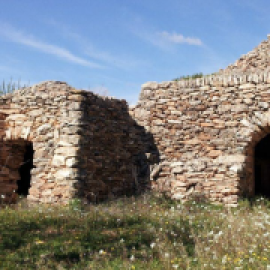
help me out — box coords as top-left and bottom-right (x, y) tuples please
(238, 129), (270, 201)
(0, 139), (35, 203)
(75, 92), (160, 203)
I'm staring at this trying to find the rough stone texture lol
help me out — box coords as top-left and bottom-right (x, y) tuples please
(219, 35), (270, 74)
(0, 81), (157, 204)
(131, 72), (270, 206)
(2, 36), (270, 206)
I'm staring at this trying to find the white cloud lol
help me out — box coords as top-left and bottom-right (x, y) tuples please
(47, 19), (147, 70)
(84, 48), (140, 70)
(158, 31), (203, 46)
(0, 23), (103, 69)
(131, 26), (203, 50)
(129, 17), (203, 49)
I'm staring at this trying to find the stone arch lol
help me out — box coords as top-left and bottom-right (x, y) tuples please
(254, 134), (270, 196)
(240, 111), (270, 198)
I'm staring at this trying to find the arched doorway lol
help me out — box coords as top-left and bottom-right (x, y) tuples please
(255, 134), (270, 197)
(0, 139), (35, 202)
(17, 142), (34, 196)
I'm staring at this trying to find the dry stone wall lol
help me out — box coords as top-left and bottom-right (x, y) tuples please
(0, 82), (79, 203)
(131, 73), (270, 206)
(67, 89), (157, 202)
(220, 35), (270, 74)
(2, 36), (270, 206)
(0, 81), (155, 204)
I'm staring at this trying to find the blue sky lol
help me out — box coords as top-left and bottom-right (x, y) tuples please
(0, 0), (269, 104)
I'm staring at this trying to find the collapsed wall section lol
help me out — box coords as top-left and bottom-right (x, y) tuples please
(132, 73), (270, 205)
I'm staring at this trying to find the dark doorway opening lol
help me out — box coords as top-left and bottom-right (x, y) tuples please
(255, 134), (270, 197)
(17, 142), (34, 196)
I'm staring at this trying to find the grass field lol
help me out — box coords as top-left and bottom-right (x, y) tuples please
(1, 193), (270, 269)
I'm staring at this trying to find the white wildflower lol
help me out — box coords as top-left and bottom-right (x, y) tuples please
(164, 252), (169, 258)
(120, 238), (124, 243)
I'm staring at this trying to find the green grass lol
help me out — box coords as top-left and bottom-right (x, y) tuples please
(173, 72), (205, 81)
(173, 72), (217, 81)
(1, 193), (270, 269)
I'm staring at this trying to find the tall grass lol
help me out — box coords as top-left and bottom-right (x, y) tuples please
(1, 193), (270, 269)
(0, 79), (29, 96)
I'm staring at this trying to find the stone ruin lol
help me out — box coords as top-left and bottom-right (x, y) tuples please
(0, 82), (158, 204)
(1, 35), (270, 206)
(131, 35), (270, 206)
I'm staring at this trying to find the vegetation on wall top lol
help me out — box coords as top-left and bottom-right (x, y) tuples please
(0, 79), (29, 96)
(173, 72), (217, 81)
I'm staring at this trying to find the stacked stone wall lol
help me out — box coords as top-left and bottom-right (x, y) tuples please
(67, 89), (157, 202)
(0, 82), (79, 203)
(0, 81), (156, 204)
(2, 71), (270, 206)
(131, 73), (270, 205)
(220, 35), (270, 74)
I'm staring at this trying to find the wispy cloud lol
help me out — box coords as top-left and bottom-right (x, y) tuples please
(47, 19), (147, 70)
(0, 23), (103, 69)
(128, 16), (203, 50)
(131, 25), (203, 50)
(84, 48), (142, 70)
(158, 31), (203, 46)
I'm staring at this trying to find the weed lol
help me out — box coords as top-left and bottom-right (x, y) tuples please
(1, 193), (270, 269)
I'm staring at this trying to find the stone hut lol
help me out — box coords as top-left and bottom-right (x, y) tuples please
(0, 81), (157, 204)
(2, 36), (270, 206)
(131, 35), (270, 206)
